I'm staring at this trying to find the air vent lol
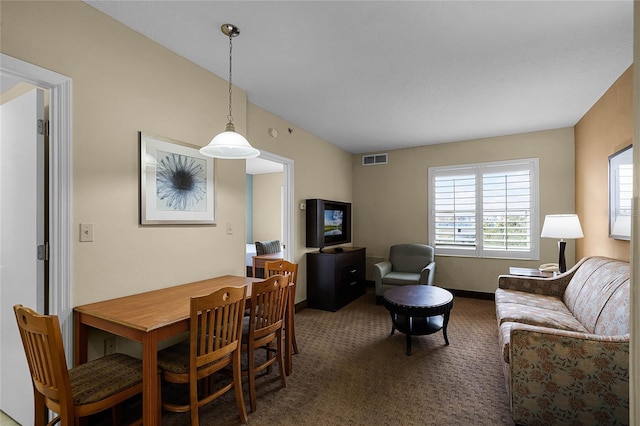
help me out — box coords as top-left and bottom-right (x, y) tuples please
(362, 153), (388, 166)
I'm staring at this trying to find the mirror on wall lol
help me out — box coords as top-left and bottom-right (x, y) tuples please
(608, 144), (633, 240)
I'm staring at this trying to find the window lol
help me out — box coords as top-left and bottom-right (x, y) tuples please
(429, 158), (539, 260)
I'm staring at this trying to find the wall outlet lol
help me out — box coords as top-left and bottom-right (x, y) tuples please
(104, 336), (116, 355)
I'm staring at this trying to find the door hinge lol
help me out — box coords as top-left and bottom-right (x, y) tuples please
(37, 119), (49, 137)
(37, 243), (49, 261)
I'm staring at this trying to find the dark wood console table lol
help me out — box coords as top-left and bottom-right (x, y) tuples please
(307, 247), (366, 311)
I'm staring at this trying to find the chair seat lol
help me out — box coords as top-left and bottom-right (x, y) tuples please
(69, 352), (143, 406)
(157, 340), (191, 375)
(382, 272), (421, 286)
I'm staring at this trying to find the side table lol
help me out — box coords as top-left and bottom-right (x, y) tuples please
(509, 267), (554, 278)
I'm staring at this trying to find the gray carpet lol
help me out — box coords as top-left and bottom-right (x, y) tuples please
(97, 287), (515, 425)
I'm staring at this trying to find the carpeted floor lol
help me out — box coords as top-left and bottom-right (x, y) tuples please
(98, 287), (515, 425)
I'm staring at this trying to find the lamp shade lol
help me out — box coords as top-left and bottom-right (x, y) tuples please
(540, 214), (584, 239)
(199, 128), (260, 159)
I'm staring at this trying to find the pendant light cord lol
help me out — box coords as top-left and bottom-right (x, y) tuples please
(227, 34), (233, 124)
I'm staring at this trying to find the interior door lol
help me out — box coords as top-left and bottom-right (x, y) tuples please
(0, 88), (45, 425)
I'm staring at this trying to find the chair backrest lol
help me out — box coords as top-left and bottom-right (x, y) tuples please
(190, 286), (247, 373)
(13, 304), (74, 416)
(248, 275), (290, 345)
(264, 259), (298, 289)
(255, 240), (281, 256)
(389, 244), (434, 273)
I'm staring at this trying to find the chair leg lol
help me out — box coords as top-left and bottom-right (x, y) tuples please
(111, 405), (122, 425)
(291, 322), (299, 355)
(233, 350), (248, 423)
(33, 391), (47, 426)
(248, 346), (257, 413)
(277, 330), (287, 388)
(189, 372), (200, 426)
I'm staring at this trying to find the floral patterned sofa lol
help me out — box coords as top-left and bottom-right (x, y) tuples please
(495, 256), (629, 425)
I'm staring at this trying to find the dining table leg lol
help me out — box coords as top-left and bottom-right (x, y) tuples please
(142, 333), (161, 425)
(73, 311), (88, 365)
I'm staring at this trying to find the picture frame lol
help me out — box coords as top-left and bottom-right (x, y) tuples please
(608, 144), (633, 240)
(140, 132), (215, 225)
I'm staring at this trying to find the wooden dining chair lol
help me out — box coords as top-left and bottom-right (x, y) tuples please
(157, 286), (248, 425)
(13, 304), (144, 426)
(264, 259), (300, 355)
(242, 274), (290, 413)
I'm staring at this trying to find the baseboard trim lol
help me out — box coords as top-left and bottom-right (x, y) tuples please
(446, 288), (495, 301)
(294, 300), (307, 313)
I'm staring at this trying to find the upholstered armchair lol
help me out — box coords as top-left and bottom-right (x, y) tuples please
(373, 244), (436, 304)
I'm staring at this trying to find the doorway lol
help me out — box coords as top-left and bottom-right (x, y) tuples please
(0, 54), (73, 424)
(246, 150), (294, 265)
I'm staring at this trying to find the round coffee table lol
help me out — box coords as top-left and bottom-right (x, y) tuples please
(383, 285), (454, 355)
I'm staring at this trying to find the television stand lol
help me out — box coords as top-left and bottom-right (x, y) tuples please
(307, 247), (366, 311)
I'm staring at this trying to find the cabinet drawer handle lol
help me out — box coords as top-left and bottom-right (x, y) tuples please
(350, 269), (357, 274)
(349, 281), (357, 286)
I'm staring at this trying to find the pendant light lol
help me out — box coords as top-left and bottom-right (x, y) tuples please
(200, 24), (259, 159)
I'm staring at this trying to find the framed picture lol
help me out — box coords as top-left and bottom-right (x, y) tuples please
(608, 144), (633, 240)
(140, 132), (215, 225)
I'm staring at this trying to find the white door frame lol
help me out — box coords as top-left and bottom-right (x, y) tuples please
(256, 150), (294, 264)
(1, 54), (73, 361)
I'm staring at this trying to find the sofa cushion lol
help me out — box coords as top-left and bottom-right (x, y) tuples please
(382, 271), (422, 286)
(563, 257), (630, 333)
(495, 288), (568, 312)
(594, 280), (630, 336)
(496, 302), (588, 333)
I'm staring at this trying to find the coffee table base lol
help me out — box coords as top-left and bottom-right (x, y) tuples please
(390, 313), (450, 355)
(383, 285), (454, 356)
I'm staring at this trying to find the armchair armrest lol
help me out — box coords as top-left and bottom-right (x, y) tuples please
(373, 260), (392, 285)
(419, 261), (436, 285)
(509, 323), (629, 425)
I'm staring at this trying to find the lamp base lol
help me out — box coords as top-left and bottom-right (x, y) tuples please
(558, 240), (567, 273)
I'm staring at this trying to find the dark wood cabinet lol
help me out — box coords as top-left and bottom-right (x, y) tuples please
(306, 247), (366, 311)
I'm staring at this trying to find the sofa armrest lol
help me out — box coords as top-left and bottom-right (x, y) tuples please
(498, 258), (591, 297)
(497, 274), (574, 297)
(419, 261), (435, 285)
(508, 323), (629, 425)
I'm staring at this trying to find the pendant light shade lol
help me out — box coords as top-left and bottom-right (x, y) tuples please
(200, 123), (259, 159)
(199, 24), (259, 159)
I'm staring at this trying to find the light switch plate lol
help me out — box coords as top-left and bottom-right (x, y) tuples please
(80, 223), (94, 242)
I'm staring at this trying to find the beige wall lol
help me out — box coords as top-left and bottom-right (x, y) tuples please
(252, 172), (283, 242)
(3, 1), (629, 304)
(0, 1), (353, 311)
(575, 66), (633, 262)
(247, 103), (354, 303)
(352, 128), (576, 294)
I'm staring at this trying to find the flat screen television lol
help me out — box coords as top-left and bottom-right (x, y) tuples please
(306, 199), (352, 250)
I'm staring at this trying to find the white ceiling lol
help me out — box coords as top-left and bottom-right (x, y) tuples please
(85, 1), (632, 155)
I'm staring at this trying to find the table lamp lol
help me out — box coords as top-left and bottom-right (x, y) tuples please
(540, 214), (584, 273)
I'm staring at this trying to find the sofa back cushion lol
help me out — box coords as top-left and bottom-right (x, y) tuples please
(563, 257), (630, 334)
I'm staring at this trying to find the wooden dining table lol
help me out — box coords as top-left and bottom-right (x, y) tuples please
(74, 275), (294, 425)
(251, 251), (283, 277)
